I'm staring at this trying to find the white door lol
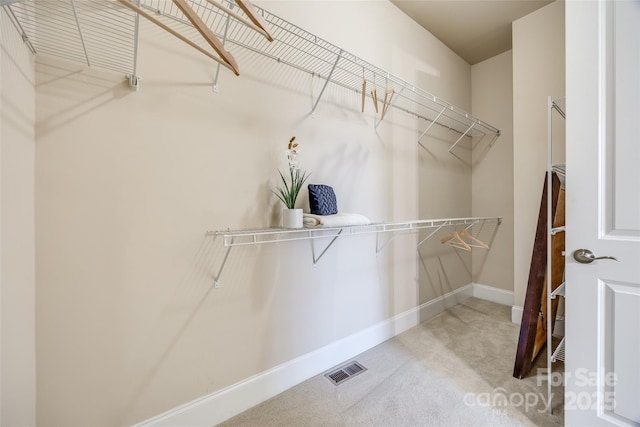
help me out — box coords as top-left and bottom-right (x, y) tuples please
(565, 0), (640, 426)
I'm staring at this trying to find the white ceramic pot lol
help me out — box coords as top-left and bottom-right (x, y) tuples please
(282, 208), (303, 229)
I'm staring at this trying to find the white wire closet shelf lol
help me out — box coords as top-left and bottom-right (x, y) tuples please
(207, 216), (502, 287)
(2, 0), (501, 142)
(551, 337), (565, 363)
(209, 216), (502, 247)
(550, 281), (565, 299)
(3, 0), (140, 75)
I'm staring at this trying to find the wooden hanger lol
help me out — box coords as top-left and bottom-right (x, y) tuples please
(381, 88), (395, 119)
(459, 229), (489, 249)
(204, 0), (274, 42)
(116, 0), (238, 74)
(361, 78), (367, 112)
(440, 231), (471, 251)
(235, 0), (275, 42)
(172, 0), (240, 75)
(370, 88), (379, 113)
(116, 0), (239, 75)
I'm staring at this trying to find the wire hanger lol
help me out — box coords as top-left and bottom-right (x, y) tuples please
(440, 231), (471, 251)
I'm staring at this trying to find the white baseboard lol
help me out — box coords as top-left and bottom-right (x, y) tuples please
(470, 283), (514, 306)
(512, 305), (523, 325)
(133, 282), (516, 427)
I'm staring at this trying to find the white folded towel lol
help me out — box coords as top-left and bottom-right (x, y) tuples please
(303, 213), (371, 228)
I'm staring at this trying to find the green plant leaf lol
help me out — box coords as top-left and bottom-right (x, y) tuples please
(273, 167), (310, 209)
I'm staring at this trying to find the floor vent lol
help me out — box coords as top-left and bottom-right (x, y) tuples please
(325, 361), (367, 385)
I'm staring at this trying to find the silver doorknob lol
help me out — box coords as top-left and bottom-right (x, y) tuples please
(573, 249), (619, 264)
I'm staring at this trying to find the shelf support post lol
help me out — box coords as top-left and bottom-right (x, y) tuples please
(415, 223), (447, 249)
(70, 0), (91, 67)
(311, 229), (343, 264)
(213, 241), (233, 288)
(311, 49), (342, 115)
(213, 4), (234, 93)
(376, 227), (412, 253)
(127, 0), (141, 91)
(448, 121), (476, 153)
(376, 233), (393, 254)
(417, 106), (447, 148)
(375, 221), (423, 253)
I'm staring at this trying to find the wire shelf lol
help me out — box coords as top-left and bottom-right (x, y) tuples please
(3, 0), (501, 140)
(207, 216), (502, 287)
(550, 281), (565, 299)
(551, 337), (565, 363)
(208, 216), (502, 247)
(146, 0), (500, 139)
(4, 0), (139, 75)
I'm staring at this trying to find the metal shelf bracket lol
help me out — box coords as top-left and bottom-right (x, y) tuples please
(213, 6), (233, 93)
(417, 106), (447, 148)
(448, 121), (476, 153)
(312, 49), (343, 115)
(375, 223), (417, 253)
(416, 223), (448, 249)
(127, 74), (141, 91)
(69, 0), (90, 67)
(213, 241), (233, 288)
(550, 281), (565, 299)
(311, 229), (343, 264)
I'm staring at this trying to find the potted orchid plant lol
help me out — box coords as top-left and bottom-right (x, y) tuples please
(274, 136), (310, 228)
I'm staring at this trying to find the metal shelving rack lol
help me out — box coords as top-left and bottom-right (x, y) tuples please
(207, 216), (502, 287)
(2, 0), (500, 146)
(546, 96), (566, 414)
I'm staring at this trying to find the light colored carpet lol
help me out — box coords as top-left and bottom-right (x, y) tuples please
(220, 298), (564, 427)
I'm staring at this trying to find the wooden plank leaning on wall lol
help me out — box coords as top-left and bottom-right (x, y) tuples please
(513, 171), (565, 379)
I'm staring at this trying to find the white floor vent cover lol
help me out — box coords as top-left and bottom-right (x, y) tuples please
(325, 361), (367, 385)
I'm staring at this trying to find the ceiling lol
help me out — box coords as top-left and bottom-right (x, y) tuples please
(389, 0), (554, 65)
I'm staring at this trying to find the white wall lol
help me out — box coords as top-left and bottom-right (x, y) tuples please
(0, 8), (37, 427)
(512, 1), (565, 310)
(33, 1), (486, 425)
(471, 50), (514, 294)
